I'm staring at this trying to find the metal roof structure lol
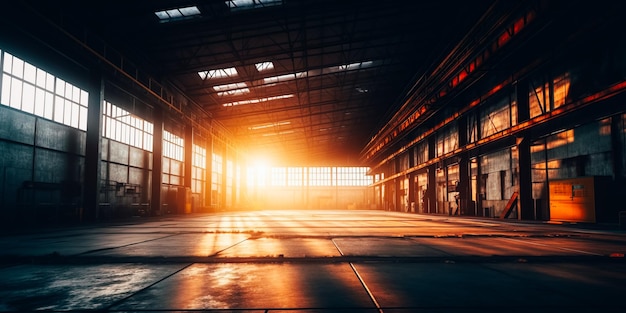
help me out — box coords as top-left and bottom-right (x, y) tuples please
(8, 0), (493, 165)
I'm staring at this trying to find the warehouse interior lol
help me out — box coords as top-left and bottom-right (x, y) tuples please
(2, 1), (626, 312)
(1, 0), (626, 228)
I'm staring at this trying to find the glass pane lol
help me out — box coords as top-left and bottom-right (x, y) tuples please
(179, 6), (200, 16)
(165, 9), (182, 18)
(144, 133), (153, 151)
(34, 88), (45, 116)
(56, 79), (65, 96)
(1, 73), (11, 105)
(10, 78), (22, 109)
(54, 96), (64, 123)
(80, 90), (88, 106)
(21, 83), (35, 114)
(12, 57), (23, 78)
(36, 68), (47, 88)
(46, 73), (55, 92)
(3, 54), (12, 74)
(44, 91), (54, 119)
(63, 99), (72, 126)
(65, 82), (72, 99)
(79, 106), (87, 130)
(23, 62), (36, 84)
(70, 85), (77, 102)
(71, 102), (79, 128)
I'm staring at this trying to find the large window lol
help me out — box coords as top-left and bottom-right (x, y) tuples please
(529, 73), (571, 118)
(335, 167), (372, 186)
(103, 101), (153, 151)
(211, 153), (223, 206)
(226, 160), (234, 206)
(249, 166), (372, 187)
(1, 51), (89, 130)
(309, 167), (332, 186)
(288, 167), (303, 186)
(480, 98), (515, 139)
(437, 123), (458, 157)
(271, 167), (287, 186)
(163, 130), (184, 161)
(192, 144), (206, 194)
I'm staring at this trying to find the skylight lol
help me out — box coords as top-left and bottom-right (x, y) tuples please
(339, 61), (374, 71)
(249, 121), (291, 130)
(226, 0), (283, 11)
(213, 82), (249, 96)
(198, 67), (238, 80)
(223, 94), (293, 107)
(262, 130), (294, 137)
(255, 61), (274, 72)
(218, 89), (250, 96)
(263, 72), (307, 85)
(213, 82), (247, 91)
(155, 6), (201, 23)
(261, 61), (376, 86)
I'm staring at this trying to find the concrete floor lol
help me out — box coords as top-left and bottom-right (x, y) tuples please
(1, 210), (625, 312)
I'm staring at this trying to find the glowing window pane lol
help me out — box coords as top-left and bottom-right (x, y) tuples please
(79, 106), (87, 130)
(12, 57), (23, 78)
(34, 88), (45, 116)
(54, 96), (64, 123)
(3, 54), (12, 75)
(23, 62), (36, 84)
(1, 74), (10, 105)
(36, 68), (46, 88)
(45, 73), (55, 92)
(56, 79), (65, 96)
(43, 91), (53, 119)
(22, 83), (35, 114)
(10, 78), (22, 109)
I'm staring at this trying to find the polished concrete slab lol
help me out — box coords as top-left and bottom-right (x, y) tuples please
(1, 210), (625, 312)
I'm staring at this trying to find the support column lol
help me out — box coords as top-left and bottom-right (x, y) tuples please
(221, 146), (228, 210)
(184, 126), (193, 191)
(206, 134), (213, 210)
(82, 72), (103, 222)
(516, 80), (534, 220)
(611, 115), (624, 182)
(233, 151), (240, 208)
(183, 126), (193, 213)
(238, 153), (246, 209)
(457, 115), (469, 215)
(426, 136), (437, 213)
(151, 108), (163, 216)
(517, 136), (534, 220)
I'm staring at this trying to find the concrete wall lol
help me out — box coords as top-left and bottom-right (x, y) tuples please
(100, 138), (153, 219)
(0, 105), (85, 226)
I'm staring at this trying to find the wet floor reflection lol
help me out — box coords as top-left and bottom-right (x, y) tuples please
(218, 238), (341, 258)
(111, 263), (374, 311)
(0, 264), (182, 311)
